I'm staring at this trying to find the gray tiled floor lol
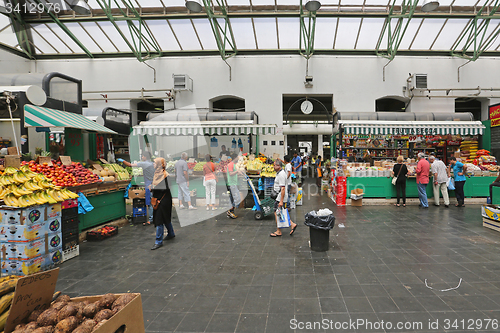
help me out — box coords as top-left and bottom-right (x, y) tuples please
(57, 179), (500, 332)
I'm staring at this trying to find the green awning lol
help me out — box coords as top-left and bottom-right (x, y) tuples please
(24, 105), (116, 134)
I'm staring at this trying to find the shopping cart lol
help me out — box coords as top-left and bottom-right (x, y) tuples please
(245, 175), (275, 220)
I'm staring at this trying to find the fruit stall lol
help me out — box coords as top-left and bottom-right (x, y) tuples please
(130, 116), (277, 203)
(0, 165), (81, 275)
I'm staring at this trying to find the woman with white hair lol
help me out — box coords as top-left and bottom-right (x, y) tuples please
(392, 156), (408, 207)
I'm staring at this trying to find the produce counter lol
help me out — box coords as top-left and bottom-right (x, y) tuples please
(345, 176), (496, 199)
(78, 189), (126, 231)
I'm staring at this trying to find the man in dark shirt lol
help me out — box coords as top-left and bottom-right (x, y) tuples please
(220, 145), (229, 159)
(348, 149), (363, 163)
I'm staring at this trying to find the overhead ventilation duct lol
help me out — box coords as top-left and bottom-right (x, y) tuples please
(173, 74), (193, 92)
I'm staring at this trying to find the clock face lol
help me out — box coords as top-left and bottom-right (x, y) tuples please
(301, 100), (313, 114)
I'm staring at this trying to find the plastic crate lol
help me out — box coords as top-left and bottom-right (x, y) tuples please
(86, 226), (118, 241)
(62, 206), (78, 220)
(263, 178), (275, 188)
(62, 218), (79, 238)
(63, 234), (79, 250)
(63, 245), (79, 261)
(133, 207), (147, 216)
(132, 215), (148, 225)
(133, 198), (146, 207)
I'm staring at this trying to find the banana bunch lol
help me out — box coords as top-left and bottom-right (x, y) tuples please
(8, 184), (32, 197)
(12, 171), (30, 184)
(0, 186), (7, 200)
(24, 180), (43, 191)
(0, 275), (19, 331)
(3, 167), (17, 175)
(0, 175), (14, 186)
(260, 164), (277, 177)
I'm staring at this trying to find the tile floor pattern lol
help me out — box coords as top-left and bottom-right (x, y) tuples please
(56, 181), (500, 333)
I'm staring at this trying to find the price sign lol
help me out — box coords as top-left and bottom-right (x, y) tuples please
(273, 153), (280, 160)
(408, 136), (418, 143)
(59, 156), (72, 166)
(37, 156), (53, 166)
(5, 268), (59, 333)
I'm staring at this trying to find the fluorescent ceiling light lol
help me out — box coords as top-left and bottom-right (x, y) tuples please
(186, 0), (203, 13)
(305, 1), (321, 12)
(71, 0), (91, 15)
(421, 0), (439, 12)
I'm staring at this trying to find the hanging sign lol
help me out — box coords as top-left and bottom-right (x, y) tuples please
(59, 156), (72, 166)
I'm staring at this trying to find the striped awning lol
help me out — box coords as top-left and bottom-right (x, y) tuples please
(24, 105), (116, 134)
(340, 121), (485, 136)
(132, 124), (276, 136)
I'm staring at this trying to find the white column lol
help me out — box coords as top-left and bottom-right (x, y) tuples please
(318, 134), (323, 158)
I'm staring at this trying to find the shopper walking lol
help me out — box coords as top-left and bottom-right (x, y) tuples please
(175, 152), (196, 210)
(226, 153), (243, 219)
(203, 154), (217, 211)
(429, 155), (450, 207)
(291, 151), (303, 185)
(416, 153), (430, 208)
(392, 156), (408, 207)
(315, 156), (322, 187)
(448, 156), (467, 207)
(283, 155), (293, 208)
(118, 151), (154, 225)
(150, 158), (175, 250)
(270, 160), (297, 237)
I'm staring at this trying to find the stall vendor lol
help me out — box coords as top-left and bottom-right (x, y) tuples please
(220, 145), (229, 159)
(348, 149), (364, 163)
(118, 151), (154, 225)
(490, 171), (500, 203)
(363, 150), (375, 166)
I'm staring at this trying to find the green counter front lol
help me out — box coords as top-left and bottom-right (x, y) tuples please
(345, 176), (496, 199)
(79, 190), (127, 231)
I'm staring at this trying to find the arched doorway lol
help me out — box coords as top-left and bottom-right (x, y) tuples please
(211, 96), (245, 112)
(376, 96), (409, 112)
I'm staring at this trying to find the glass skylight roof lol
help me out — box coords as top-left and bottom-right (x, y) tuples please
(0, 0), (499, 58)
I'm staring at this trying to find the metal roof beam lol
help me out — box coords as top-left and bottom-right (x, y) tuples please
(6, 0), (35, 58)
(201, 0), (237, 60)
(95, 0), (163, 62)
(23, 10), (500, 24)
(299, 0), (317, 59)
(376, 0), (419, 60)
(451, 0), (500, 61)
(31, 0), (94, 58)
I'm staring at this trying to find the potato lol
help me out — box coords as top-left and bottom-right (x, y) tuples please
(72, 327), (92, 333)
(92, 320), (107, 331)
(111, 305), (124, 315)
(37, 308), (58, 327)
(32, 327), (54, 333)
(93, 309), (113, 322)
(56, 304), (78, 322)
(28, 309), (43, 323)
(50, 302), (67, 311)
(54, 295), (71, 303)
(54, 316), (78, 333)
(15, 323), (26, 330)
(25, 322), (38, 330)
(97, 293), (116, 309)
(83, 302), (101, 318)
(111, 294), (135, 309)
(80, 319), (96, 329)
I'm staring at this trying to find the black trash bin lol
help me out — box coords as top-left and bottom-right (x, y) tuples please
(304, 211), (335, 252)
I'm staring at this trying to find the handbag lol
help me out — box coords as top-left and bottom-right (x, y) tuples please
(151, 193), (166, 210)
(392, 164), (403, 185)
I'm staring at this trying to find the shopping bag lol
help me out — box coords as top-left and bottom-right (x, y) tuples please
(276, 207), (291, 228)
(391, 177), (397, 185)
(447, 177), (455, 191)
